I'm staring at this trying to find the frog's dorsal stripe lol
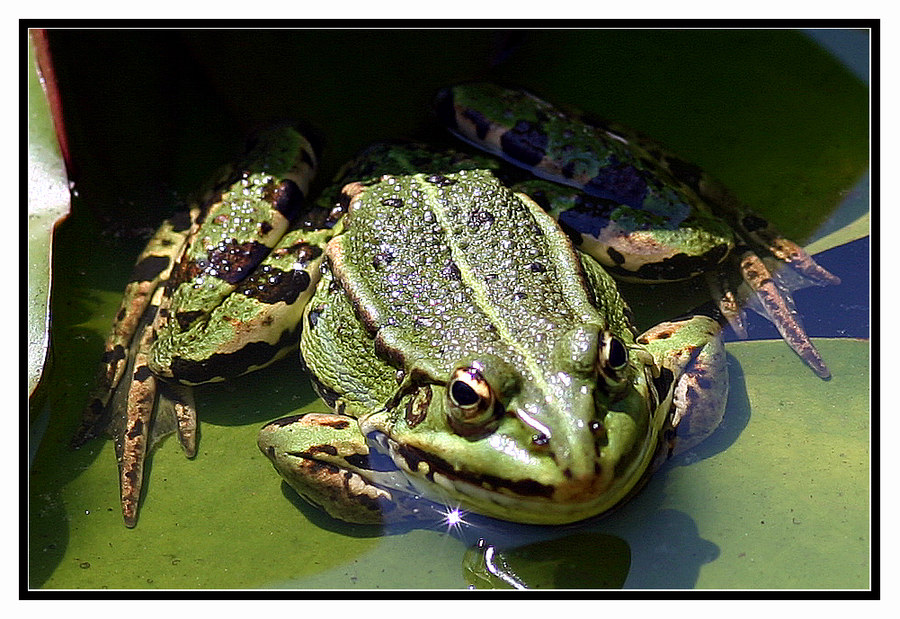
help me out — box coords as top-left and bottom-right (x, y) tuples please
(330, 171), (600, 380)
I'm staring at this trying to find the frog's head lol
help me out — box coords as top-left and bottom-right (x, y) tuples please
(363, 323), (663, 525)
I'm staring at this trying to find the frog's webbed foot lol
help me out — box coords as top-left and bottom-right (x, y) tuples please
(73, 216), (193, 448)
(741, 218), (841, 288)
(74, 214), (198, 526)
(630, 136), (840, 379)
(695, 183), (840, 379)
(103, 292), (198, 527)
(708, 236), (838, 380)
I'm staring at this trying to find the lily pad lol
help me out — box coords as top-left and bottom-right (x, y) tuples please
(27, 31), (70, 398)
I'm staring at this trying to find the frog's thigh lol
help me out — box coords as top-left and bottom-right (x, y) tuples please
(155, 227), (326, 383)
(257, 412), (392, 524)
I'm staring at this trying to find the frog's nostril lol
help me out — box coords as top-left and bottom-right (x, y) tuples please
(588, 420), (606, 440)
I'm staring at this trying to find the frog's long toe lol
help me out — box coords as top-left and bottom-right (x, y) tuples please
(738, 250), (831, 379)
(115, 328), (157, 527)
(744, 222), (841, 287)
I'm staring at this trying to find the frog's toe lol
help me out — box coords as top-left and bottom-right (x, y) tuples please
(737, 249), (831, 379)
(114, 355), (157, 528)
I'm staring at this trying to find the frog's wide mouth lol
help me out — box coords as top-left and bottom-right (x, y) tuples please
(374, 432), (653, 525)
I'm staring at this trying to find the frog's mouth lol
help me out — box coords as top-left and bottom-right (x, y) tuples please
(369, 431), (653, 526)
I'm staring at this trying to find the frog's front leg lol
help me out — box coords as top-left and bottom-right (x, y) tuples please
(637, 314), (729, 461)
(257, 413), (415, 524)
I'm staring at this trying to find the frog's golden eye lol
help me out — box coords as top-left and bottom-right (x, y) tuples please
(447, 367), (499, 433)
(598, 331), (629, 383)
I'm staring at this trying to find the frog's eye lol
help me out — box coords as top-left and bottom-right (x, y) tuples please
(598, 331), (629, 383)
(447, 367), (499, 434)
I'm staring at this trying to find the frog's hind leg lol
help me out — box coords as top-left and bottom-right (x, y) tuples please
(73, 212), (195, 447)
(107, 284), (198, 527)
(649, 148), (840, 380)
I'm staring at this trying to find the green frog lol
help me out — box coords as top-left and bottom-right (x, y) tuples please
(75, 83), (837, 527)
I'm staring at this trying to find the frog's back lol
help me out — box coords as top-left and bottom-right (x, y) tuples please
(326, 169), (628, 380)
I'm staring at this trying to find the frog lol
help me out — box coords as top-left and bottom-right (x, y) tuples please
(255, 158), (729, 524)
(75, 82), (838, 527)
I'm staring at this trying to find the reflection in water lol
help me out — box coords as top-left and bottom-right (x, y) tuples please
(459, 507), (720, 590)
(463, 533), (630, 589)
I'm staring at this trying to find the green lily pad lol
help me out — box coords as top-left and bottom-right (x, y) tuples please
(656, 337), (869, 589)
(28, 29), (869, 590)
(27, 32), (70, 398)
